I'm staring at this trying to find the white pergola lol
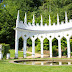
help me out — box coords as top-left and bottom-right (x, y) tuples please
(14, 10), (72, 58)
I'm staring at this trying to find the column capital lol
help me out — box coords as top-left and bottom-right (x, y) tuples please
(58, 38), (61, 40)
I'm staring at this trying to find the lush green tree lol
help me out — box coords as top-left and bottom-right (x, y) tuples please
(0, 0), (42, 49)
(0, 0), (72, 51)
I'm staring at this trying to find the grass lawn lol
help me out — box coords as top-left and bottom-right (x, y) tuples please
(0, 59), (72, 72)
(27, 46), (41, 54)
(10, 50), (31, 57)
(0, 49), (72, 72)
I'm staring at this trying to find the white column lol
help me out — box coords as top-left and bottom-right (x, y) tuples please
(32, 40), (35, 58)
(67, 38), (71, 58)
(58, 39), (61, 58)
(0, 45), (3, 60)
(41, 40), (43, 58)
(23, 39), (27, 58)
(15, 30), (19, 58)
(49, 40), (52, 58)
(0, 50), (3, 60)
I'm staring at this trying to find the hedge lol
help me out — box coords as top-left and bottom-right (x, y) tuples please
(0, 43), (10, 58)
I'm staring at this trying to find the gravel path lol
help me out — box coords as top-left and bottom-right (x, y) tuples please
(26, 51), (49, 58)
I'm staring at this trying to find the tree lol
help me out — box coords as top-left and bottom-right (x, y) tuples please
(0, 0), (72, 50)
(0, 0), (42, 49)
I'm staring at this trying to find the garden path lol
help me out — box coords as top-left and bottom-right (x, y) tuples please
(26, 51), (49, 58)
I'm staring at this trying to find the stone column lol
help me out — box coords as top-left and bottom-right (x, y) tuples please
(67, 38), (71, 58)
(23, 39), (27, 58)
(32, 40), (35, 58)
(49, 39), (52, 58)
(41, 40), (43, 58)
(15, 30), (19, 58)
(58, 39), (61, 58)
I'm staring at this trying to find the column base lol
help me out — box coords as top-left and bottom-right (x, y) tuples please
(50, 54), (52, 58)
(67, 53), (70, 58)
(41, 54), (43, 58)
(59, 54), (61, 58)
(68, 56), (70, 58)
(15, 54), (18, 59)
(32, 54), (35, 58)
(23, 54), (26, 58)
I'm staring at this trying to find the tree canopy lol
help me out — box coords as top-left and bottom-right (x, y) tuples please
(0, 0), (72, 49)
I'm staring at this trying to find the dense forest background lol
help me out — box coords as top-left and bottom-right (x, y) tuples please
(0, 0), (72, 55)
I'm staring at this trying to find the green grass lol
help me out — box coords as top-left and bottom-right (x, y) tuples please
(10, 50), (31, 57)
(0, 59), (72, 72)
(27, 46), (41, 54)
(27, 46), (32, 52)
(1, 49), (72, 72)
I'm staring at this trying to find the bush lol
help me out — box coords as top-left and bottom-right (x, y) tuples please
(62, 50), (67, 56)
(43, 44), (49, 50)
(35, 44), (41, 52)
(63, 52), (66, 56)
(71, 52), (72, 56)
(43, 38), (49, 50)
(52, 45), (58, 57)
(27, 38), (32, 47)
(1, 43), (10, 58)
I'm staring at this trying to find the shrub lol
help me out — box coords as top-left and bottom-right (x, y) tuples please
(43, 44), (49, 50)
(35, 44), (41, 52)
(52, 45), (58, 56)
(71, 52), (72, 56)
(62, 50), (67, 56)
(63, 52), (66, 56)
(1, 43), (10, 58)
(43, 38), (49, 50)
(27, 38), (32, 47)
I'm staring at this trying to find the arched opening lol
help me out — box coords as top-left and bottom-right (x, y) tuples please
(35, 38), (41, 54)
(43, 38), (49, 57)
(27, 37), (32, 52)
(70, 36), (72, 57)
(61, 37), (67, 58)
(25, 37), (32, 57)
(52, 38), (58, 57)
(18, 37), (23, 57)
(19, 37), (23, 50)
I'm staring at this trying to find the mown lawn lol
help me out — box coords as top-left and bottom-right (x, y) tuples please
(0, 59), (72, 72)
(10, 50), (31, 57)
(1, 49), (72, 72)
